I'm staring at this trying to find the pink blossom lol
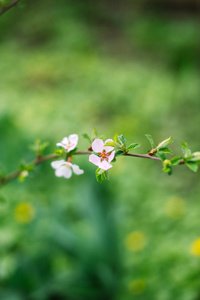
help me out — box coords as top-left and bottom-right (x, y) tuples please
(89, 139), (115, 171)
(56, 134), (78, 152)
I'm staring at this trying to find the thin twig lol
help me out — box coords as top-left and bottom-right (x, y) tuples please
(0, 150), (162, 188)
(123, 152), (161, 161)
(0, 0), (20, 16)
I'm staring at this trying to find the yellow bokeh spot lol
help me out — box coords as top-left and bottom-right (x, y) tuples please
(190, 238), (200, 257)
(165, 197), (185, 219)
(129, 279), (146, 295)
(14, 202), (35, 224)
(125, 231), (147, 252)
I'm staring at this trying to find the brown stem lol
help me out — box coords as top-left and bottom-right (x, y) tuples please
(0, 0), (20, 16)
(123, 152), (161, 161)
(0, 150), (163, 189)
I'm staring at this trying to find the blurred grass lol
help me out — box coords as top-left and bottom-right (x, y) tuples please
(0, 0), (200, 299)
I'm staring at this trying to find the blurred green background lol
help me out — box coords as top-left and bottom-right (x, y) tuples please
(0, 0), (200, 299)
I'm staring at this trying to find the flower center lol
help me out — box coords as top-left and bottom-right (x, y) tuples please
(99, 150), (110, 161)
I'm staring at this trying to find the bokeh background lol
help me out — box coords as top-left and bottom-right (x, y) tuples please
(0, 0), (200, 299)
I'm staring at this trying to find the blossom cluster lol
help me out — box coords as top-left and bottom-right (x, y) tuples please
(50, 132), (200, 183)
(51, 134), (116, 180)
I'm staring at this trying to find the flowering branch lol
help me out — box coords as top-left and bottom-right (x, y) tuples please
(0, 0), (21, 16)
(0, 130), (199, 187)
(0, 150), (162, 188)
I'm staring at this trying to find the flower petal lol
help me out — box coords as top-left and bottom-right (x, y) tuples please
(51, 160), (65, 169)
(72, 164), (84, 175)
(61, 137), (69, 145)
(108, 151), (115, 162)
(69, 134), (78, 147)
(103, 139), (114, 152)
(99, 160), (113, 170)
(62, 166), (72, 179)
(56, 142), (65, 148)
(89, 154), (101, 166)
(55, 166), (68, 177)
(104, 139), (114, 144)
(92, 139), (104, 152)
(104, 146), (114, 152)
(67, 144), (76, 152)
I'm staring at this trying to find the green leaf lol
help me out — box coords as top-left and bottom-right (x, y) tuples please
(127, 143), (140, 151)
(83, 133), (92, 143)
(40, 142), (49, 152)
(156, 152), (167, 161)
(95, 168), (109, 184)
(27, 164), (34, 171)
(188, 152), (200, 162)
(104, 141), (115, 147)
(186, 161), (198, 172)
(118, 134), (126, 146)
(91, 128), (98, 140)
(115, 150), (124, 157)
(181, 142), (192, 157)
(162, 159), (173, 175)
(30, 139), (49, 155)
(19, 170), (29, 182)
(145, 134), (155, 149)
(162, 166), (173, 175)
(157, 137), (173, 149)
(54, 149), (64, 155)
(158, 147), (173, 155)
(170, 157), (182, 165)
(113, 132), (118, 142)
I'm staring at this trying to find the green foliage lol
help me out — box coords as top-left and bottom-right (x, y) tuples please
(127, 143), (140, 151)
(0, 1), (200, 299)
(95, 168), (109, 183)
(170, 157), (183, 165)
(30, 139), (49, 156)
(145, 134), (155, 149)
(157, 137), (173, 150)
(186, 161), (198, 173)
(82, 133), (92, 144)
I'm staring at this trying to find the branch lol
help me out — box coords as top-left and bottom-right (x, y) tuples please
(0, 0), (20, 16)
(0, 150), (162, 189)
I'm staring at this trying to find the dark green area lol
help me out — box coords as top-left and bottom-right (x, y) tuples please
(0, 0), (200, 299)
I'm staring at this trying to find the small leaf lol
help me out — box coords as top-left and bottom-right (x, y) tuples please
(162, 166), (173, 175)
(113, 132), (118, 142)
(40, 142), (49, 152)
(170, 157), (183, 165)
(188, 152), (200, 162)
(95, 168), (109, 184)
(19, 170), (29, 182)
(91, 128), (98, 140)
(162, 160), (173, 175)
(156, 152), (167, 161)
(145, 134), (155, 149)
(104, 141), (115, 147)
(157, 137), (173, 149)
(115, 150), (124, 157)
(181, 142), (192, 157)
(83, 133), (92, 143)
(54, 149), (64, 155)
(118, 135), (126, 146)
(127, 143), (140, 151)
(186, 161), (198, 172)
(158, 147), (173, 155)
